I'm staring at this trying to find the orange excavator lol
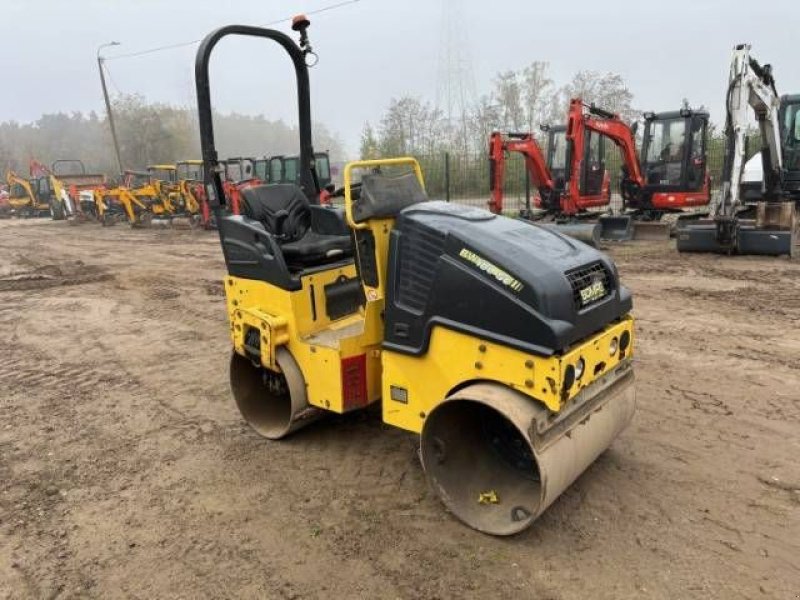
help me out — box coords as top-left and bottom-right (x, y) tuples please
(188, 157), (261, 229)
(488, 126), (610, 218)
(488, 100), (612, 244)
(221, 157), (262, 216)
(490, 98), (710, 241)
(488, 100), (616, 220)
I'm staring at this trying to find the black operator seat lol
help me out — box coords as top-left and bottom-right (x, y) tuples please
(240, 183), (353, 269)
(352, 171), (429, 221)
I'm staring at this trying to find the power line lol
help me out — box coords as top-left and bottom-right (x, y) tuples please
(102, 61), (124, 95)
(106, 0), (361, 61)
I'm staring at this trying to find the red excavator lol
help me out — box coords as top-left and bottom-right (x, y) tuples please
(588, 101), (710, 239)
(632, 109), (710, 214)
(221, 157), (261, 216)
(490, 98), (710, 240)
(191, 157), (262, 229)
(489, 100), (615, 220)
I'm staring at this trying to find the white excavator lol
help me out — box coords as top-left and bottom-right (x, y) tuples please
(741, 94), (800, 204)
(677, 43), (798, 256)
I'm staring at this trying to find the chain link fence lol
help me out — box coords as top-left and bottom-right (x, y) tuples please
(406, 141), (730, 214)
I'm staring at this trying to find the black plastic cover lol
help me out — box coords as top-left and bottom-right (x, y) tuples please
(324, 275), (365, 320)
(352, 172), (428, 222)
(384, 201), (632, 357)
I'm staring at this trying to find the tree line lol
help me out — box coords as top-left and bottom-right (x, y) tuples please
(359, 62), (754, 200)
(0, 94), (343, 179)
(360, 62), (642, 159)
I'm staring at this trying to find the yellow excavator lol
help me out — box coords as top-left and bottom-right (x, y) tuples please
(176, 159), (205, 223)
(5, 170), (57, 218)
(147, 164), (183, 213)
(138, 164), (198, 225)
(195, 19), (636, 535)
(97, 166), (189, 227)
(49, 159), (107, 222)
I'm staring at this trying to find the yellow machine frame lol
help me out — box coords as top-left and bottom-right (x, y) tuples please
(95, 187), (150, 225)
(176, 160), (204, 215)
(5, 171), (50, 215)
(225, 157), (635, 432)
(145, 165), (182, 215)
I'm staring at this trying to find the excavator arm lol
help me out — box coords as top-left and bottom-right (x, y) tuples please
(5, 171), (36, 206)
(488, 132), (554, 214)
(567, 98), (643, 213)
(720, 44), (783, 216)
(677, 43), (796, 256)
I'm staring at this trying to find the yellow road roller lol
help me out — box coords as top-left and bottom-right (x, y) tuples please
(194, 19), (636, 535)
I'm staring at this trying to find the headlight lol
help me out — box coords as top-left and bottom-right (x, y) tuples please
(609, 337), (619, 356)
(620, 330), (631, 353)
(574, 357), (585, 380)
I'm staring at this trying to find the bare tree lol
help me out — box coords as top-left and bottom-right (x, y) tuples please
(359, 122), (379, 159)
(556, 71), (638, 122)
(471, 94), (502, 149)
(521, 61), (554, 132)
(377, 96), (446, 156)
(492, 71), (524, 130)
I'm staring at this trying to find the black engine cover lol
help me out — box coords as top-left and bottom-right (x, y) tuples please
(384, 201), (632, 357)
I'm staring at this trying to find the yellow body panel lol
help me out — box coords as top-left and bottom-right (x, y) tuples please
(178, 180), (201, 213)
(225, 266), (383, 414)
(98, 187), (149, 223)
(222, 156), (634, 442)
(5, 172), (48, 211)
(381, 317), (634, 434)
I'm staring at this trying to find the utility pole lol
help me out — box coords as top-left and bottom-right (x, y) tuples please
(97, 42), (123, 176)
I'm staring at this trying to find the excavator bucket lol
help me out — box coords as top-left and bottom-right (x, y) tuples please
(739, 202), (797, 256)
(677, 203), (797, 256)
(598, 214), (634, 241)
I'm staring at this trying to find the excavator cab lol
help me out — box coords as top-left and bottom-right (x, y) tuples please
(544, 125), (567, 188)
(123, 170), (150, 189)
(542, 124), (608, 207)
(636, 109), (710, 211)
(578, 129), (607, 198)
(265, 152), (332, 188)
(779, 95), (800, 200)
(147, 165), (178, 184)
(222, 157), (256, 183)
(176, 160), (204, 183)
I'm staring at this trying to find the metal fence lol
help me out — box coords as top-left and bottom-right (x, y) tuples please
(408, 142), (730, 214)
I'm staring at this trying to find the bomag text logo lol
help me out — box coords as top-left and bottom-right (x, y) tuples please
(458, 248), (524, 293)
(579, 278), (606, 305)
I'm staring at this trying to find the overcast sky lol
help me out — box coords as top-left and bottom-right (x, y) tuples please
(3, 0), (799, 156)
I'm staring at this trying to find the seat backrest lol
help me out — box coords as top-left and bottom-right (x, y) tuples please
(240, 183), (310, 242)
(352, 171), (428, 222)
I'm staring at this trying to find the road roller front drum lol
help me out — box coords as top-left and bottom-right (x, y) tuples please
(420, 374), (635, 536)
(230, 347), (323, 440)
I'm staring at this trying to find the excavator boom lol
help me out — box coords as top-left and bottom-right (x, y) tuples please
(677, 43), (797, 256)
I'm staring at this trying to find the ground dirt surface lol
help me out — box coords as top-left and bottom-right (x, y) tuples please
(0, 219), (798, 599)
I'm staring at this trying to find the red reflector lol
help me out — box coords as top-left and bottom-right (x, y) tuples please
(341, 354), (367, 411)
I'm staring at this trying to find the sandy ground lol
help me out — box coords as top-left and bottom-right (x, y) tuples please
(0, 218), (798, 600)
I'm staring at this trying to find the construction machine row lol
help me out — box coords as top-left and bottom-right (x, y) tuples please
(2, 152), (333, 230)
(8, 42), (796, 255)
(1, 16), (796, 538)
